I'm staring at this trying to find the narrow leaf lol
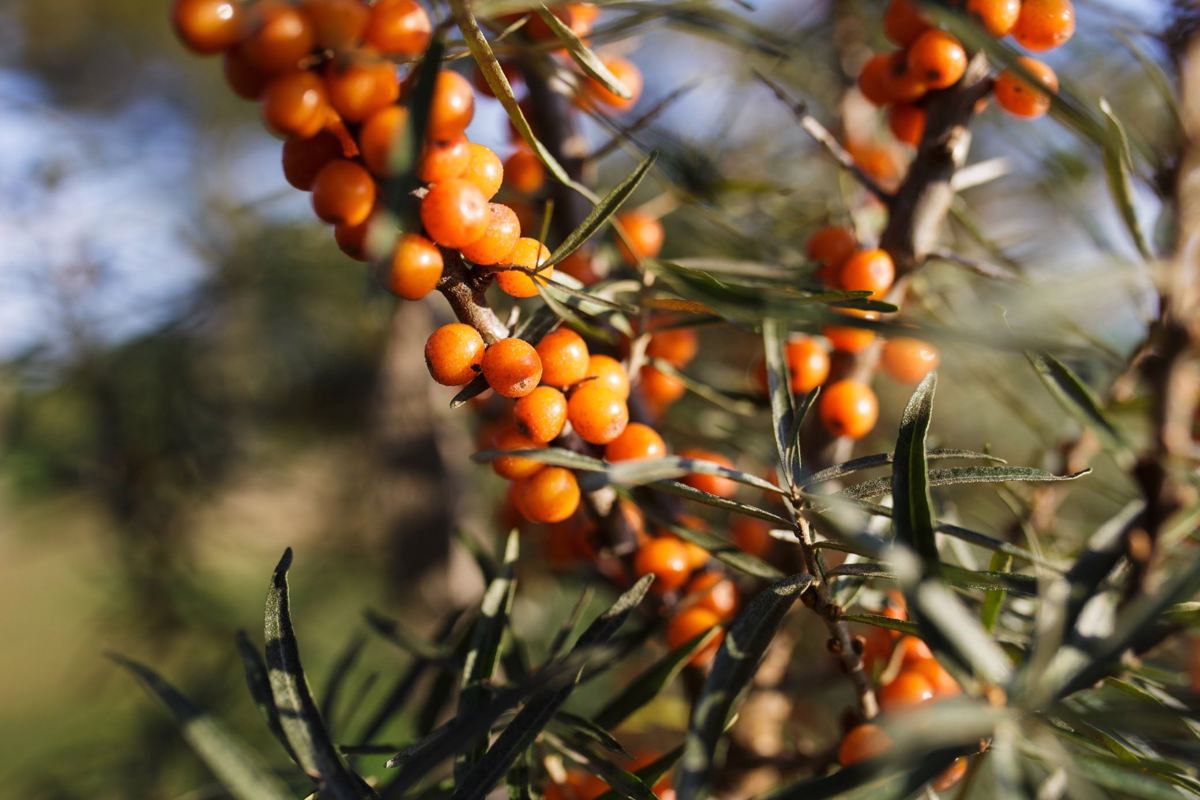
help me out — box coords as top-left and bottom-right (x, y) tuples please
(546, 153), (658, 268)
(593, 627), (721, 730)
(841, 465), (1089, 500)
(1027, 351), (1127, 452)
(892, 373), (939, 563)
(535, 5), (629, 99)
(1099, 99), (1153, 261)
(235, 630), (299, 765)
(762, 318), (798, 487)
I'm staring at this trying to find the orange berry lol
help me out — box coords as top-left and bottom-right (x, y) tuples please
(359, 105), (409, 177)
(482, 338), (543, 398)
(334, 214), (374, 261)
(638, 365), (686, 409)
(584, 355), (630, 398)
(282, 130), (343, 190)
(966, 0), (1020, 37)
(837, 723), (892, 767)
(241, 1), (316, 75)
(881, 337), (939, 384)
(894, 635), (934, 667)
(933, 758), (968, 792)
(685, 571), (739, 620)
(504, 147), (545, 195)
(459, 203), (521, 266)
(824, 310), (879, 354)
(785, 337), (830, 394)
(586, 57), (643, 112)
(604, 422), (666, 462)
(679, 448), (736, 498)
(428, 70), (476, 142)
(388, 233), (443, 300)
(883, 0), (930, 47)
(634, 536), (692, 593)
(364, 0), (432, 57)
(879, 670), (936, 712)
(881, 51), (927, 103)
(1012, 0), (1075, 52)
(994, 57), (1058, 119)
(223, 47), (269, 99)
(888, 103), (926, 147)
(492, 426), (546, 479)
(646, 327), (697, 367)
(513, 386), (568, 443)
(839, 249), (895, 298)
(857, 53), (894, 106)
(558, 250), (601, 285)
(666, 606), (723, 667)
(515, 466), (581, 524)
(818, 380), (879, 439)
(907, 30), (967, 90)
(418, 135), (470, 184)
(615, 210), (664, 263)
(324, 56), (399, 123)
(261, 71), (330, 139)
(462, 143), (504, 200)
(299, 0), (369, 50)
(567, 382), (629, 445)
(496, 237), (553, 299)
(172, 0), (245, 54)
(911, 657), (961, 697)
(425, 323), (485, 386)
(420, 178), (489, 249)
(807, 225), (858, 274)
(731, 517), (772, 558)
(311, 159), (377, 226)
(536, 328), (590, 388)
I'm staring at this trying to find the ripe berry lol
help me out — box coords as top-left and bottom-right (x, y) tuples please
(492, 426), (546, 479)
(262, 71), (329, 139)
(496, 237), (553, 298)
(785, 337), (830, 394)
(888, 103), (926, 147)
(241, 1), (317, 75)
(634, 536), (692, 593)
(881, 51), (927, 103)
(616, 210), (665, 263)
(966, 0), (1021, 37)
(325, 56), (399, 123)
(883, 0), (930, 47)
(282, 130), (343, 190)
(359, 105), (408, 176)
(584, 354), (631, 398)
(857, 54), (893, 107)
(463, 143), (504, 200)
(604, 422), (666, 462)
(838, 723), (892, 767)
(420, 178), (489, 249)
(503, 147), (545, 195)
(536, 328), (590, 388)
(824, 310), (879, 354)
(807, 225), (857, 279)
(425, 323), (485, 386)
(839, 249), (895, 298)
(879, 670), (936, 712)
(679, 448), (736, 498)
(224, 47), (269, 99)
(685, 571), (739, 620)
(428, 70), (476, 142)
(334, 215), (373, 261)
(638, 365), (686, 409)
(418, 135), (471, 184)
(172, 0), (244, 55)
(586, 57), (643, 112)
(994, 57), (1058, 119)
(364, 0), (432, 57)
(515, 466), (581, 524)
(646, 327), (697, 367)
(819, 380), (879, 439)
(567, 382), (629, 444)
(895, 635), (934, 667)
(513, 386), (568, 443)
(911, 657), (961, 697)
(459, 203), (521, 266)
(666, 607), (723, 667)
(933, 758), (968, 792)
(312, 159), (377, 226)
(881, 337), (939, 384)
(482, 338), (543, 398)
(388, 233), (443, 300)
(299, 0), (369, 50)
(1012, 0), (1075, 52)
(907, 30), (968, 90)
(731, 517), (772, 558)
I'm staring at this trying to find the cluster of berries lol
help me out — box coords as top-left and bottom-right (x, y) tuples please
(546, 751), (674, 800)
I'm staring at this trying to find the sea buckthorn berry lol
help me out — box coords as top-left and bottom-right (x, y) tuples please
(364, 0), (432, 57)
(492, 426), (546, 479)
(299, 0), (369, 49)
(647, 327), (697, 367)
(388, 233), (443, 300)
(883, 0), (930, 47)
(638, 365), (686, 409)
(496, 237), (553, 298)
(838, 723), (893, 767)
(463, 143), (504, 200)
(425, 323), (485, 386)
(911, 657), (961, 697)
(515, 466), (581, 524)
(824, 310), (879, 354)
(282, 130), (343, 190)
(428, 70), (476, 142)
(567, 382), (629, 445)
(586, 57), (643, 112)
(223, 47), (269, 100)
(605, 422), (666, 462)
(888, 103), (926, 147)
(881, 51), (927, 103)
(785, 337), (831, 394)
(334, 215), (373, 261)
(311, 159), (377, 226)
(907, 30), (968, 90)
(895, 635), (934, 667)
(241, 1), (317, 75)
(966, 0), (1020, 37)
(667, 607), (723, 667)
(1012, 0), (1075, 52)
(732, 517), (772, 558)
(994, 57), (1058, 119)
(482, 338), (543, 398)
(686, 571), (739, 620)
(459, 203), (521, 266)
(504, 147), (545, 195)
(585, 355), (631, 398)
(933, 758), (968, 792)
(325, 56), (399, 123)
(262, 71), (330, 139)
(679, 448), (736, 498)
(819, 380), (879, 439)
(172, 0), (244, 54)
(839, 249), (895, 298)
(882, 337), (939, 384)
(359, 105), (408, 176)
(420, 178), (489, 249)
(857, 53), (894, 107)
(879, 670), (936, 712)
(536, 328), (590, 388)
(418, 135), (470, 184)
(513, 386), (568, 443)
(634, 536), (692, 593)
(807, 225), (857, 275)
(558, 250), (601, 285)
(616, 210), (665, 263)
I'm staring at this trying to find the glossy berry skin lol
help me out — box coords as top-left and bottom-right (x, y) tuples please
(966, 0), (1020, 37)
(879, 670), (936, 713)
(172, 0), (244, 55)
(604, 422), (666, 462)
(241, 1), (316, 75)
(881, 337), (939, 384)
(882, 0), (930, 47)
(567, 382), (629, 445)
(428, 70), (476, 142)
(537, 328), (590, 388)
(639, 365), (686, 409)
(679, 449), (736, 498)
(325, 57), (399, 123)
(282, 130), (343, 190)
(881, 50), (928, 103)
(587, 57), (643, 112)
(389, 234), (443, 300)
(459, 203), (521, 266)
(262, 71), (329, 139)
(463, 143), (504, 200)
(616, 211), (665, 263)
(808, 225), (857, 281)
(857, 53), (894, 107)
(994, 58), (1058, 119)
(515, 466), (581, 524)
(585, 355), (631, 398)
(513, 386), (568, 443)
(819, 380), (879, 439)
(364, 0), (432, 57)
(1012, 0), (1075, 52)
(894, 636), (934, 667)
(335, 216), (372, 261)
(667, 607), (723, 667)
(686, 571), (739, 620)
(824, 311), (879, 354)
(496, 238), (552, 298)
(634, 537), (692, 593)
(418, 135), (470, 184)
(425, 323), (485, 386)
(839, 249), (895, 298)
(646, 328), (697, 367)
(731, 517), (772, 558)
(311, 160), (376, 226)
(912, 657), (961, 697)
(420, 179), (489, 249)
(838, 723), (893, 767)
(492, 426), (546, 479)
(888, 103), (926, 147)
(299, 0), (369, 50)
(785, 337), (830, 394)
(359, 106), (408, 176)
(224, 48), (269, 99)
(503, 147), (545, 195)
(482, 338), (543, 398)
(933, 759), (968, 792)
(908, 30), (967, 90)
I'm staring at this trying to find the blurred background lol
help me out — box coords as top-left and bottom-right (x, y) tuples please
(0, 0), (1179, 796)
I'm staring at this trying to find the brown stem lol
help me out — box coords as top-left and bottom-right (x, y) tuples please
(435, 252), (509, 343)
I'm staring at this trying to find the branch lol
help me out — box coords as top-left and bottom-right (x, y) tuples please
(435, 252), (509, 344)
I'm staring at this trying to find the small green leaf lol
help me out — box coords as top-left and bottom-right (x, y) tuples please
(363, 608), (455, 662)
(593, 627), (721, 730)
(892, 373), (939, 564)
(546, 153), (658, 268)
(1027, 351), (1128, 453)
(762, 318), (799, 488)
(841, 465), (1089, 500)
(535, 5), (629, 99)
(593, 747), (683, 800)
(799, 448), (1006, 488)
(235, 630), (298, 765)
(980, 551), (1013, 632)
(1099, 98), (1154, 261)
(839, 613), (921, 638)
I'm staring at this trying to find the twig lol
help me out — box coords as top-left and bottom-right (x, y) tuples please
(926, 248), (1020, 282)
(435, 252), (509, 343)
